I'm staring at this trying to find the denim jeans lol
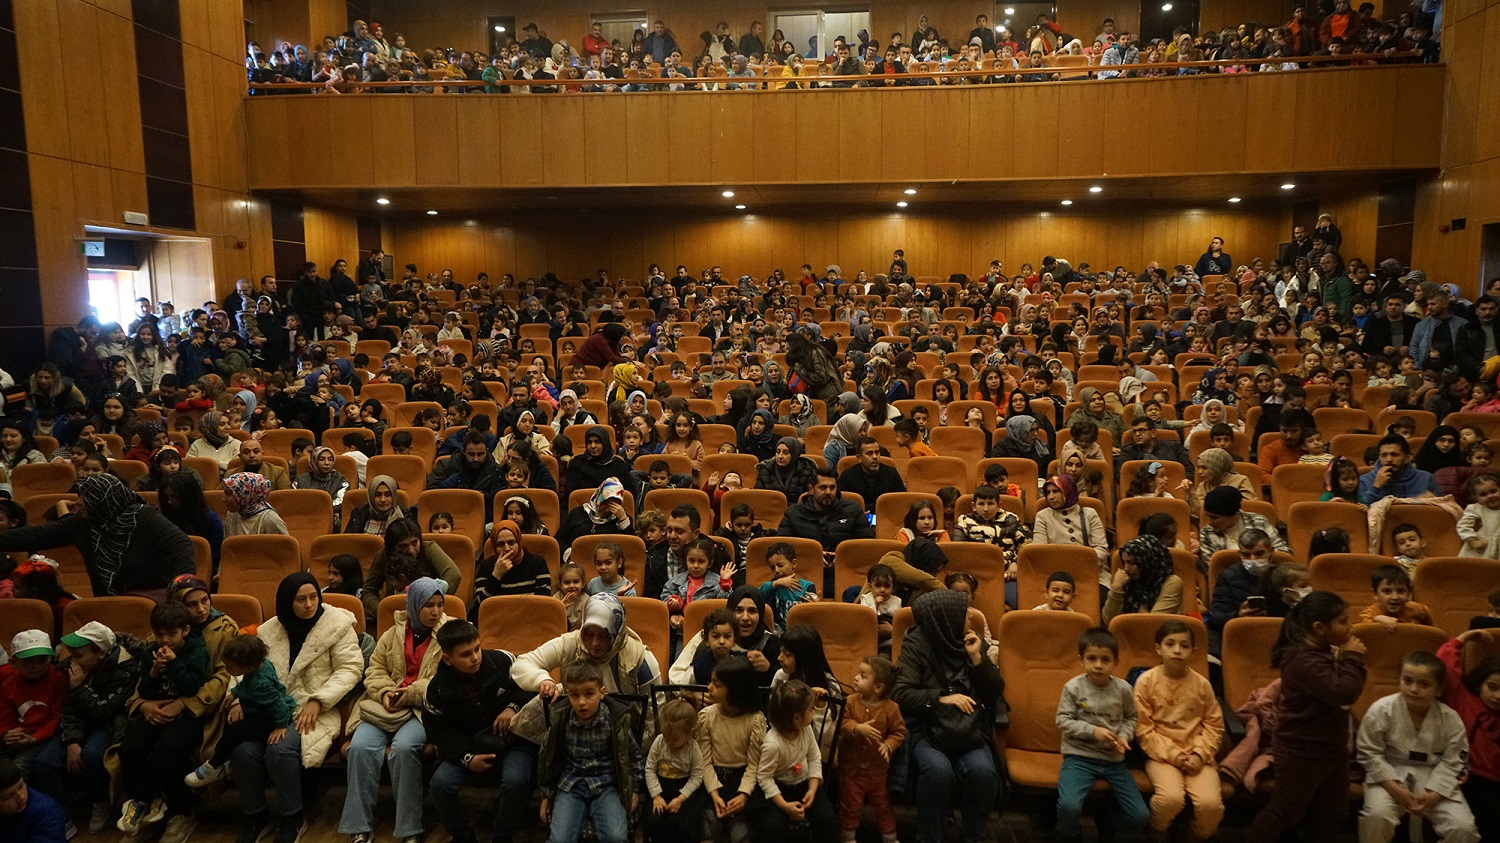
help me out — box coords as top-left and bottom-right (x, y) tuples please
(547, 786), (629, 843)
(229, 727), (303, 817)
(910, 737), (999, 843)
(1055, 754), (1149, 839)
(429, 746), (536, 843)
(339, 718), (426, 837)
(32, 728), (112, 804)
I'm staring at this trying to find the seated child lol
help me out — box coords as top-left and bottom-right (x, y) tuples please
(1033, 571), (1077, 612)
(955, 484), (1030, 607)
(323, 553), (363, 597)
(755, 680), (837, 839)
(893, 499), (948, 544)
(1133, 620), (1225, 841)
(644, 698), (706, 842)
(636, 510), (667, 553)
(837, 656), (905, 843)
(554, 563), (586, 631)
(686, 609), (738, 686)
(662, 539), (735, 651)
(1297, 431), (1333, 465)
(1392, 523), (1428, 576)
(1055, 628), (1149, 841)
(586, 541), (638, 598)
(115, 601), (211, 836)
(982, 462), (1024, 500)
(856, 564), (901, 654)
(894, 419), (935, 458)
(697, 657), (767, 843)
(0, 630), (67, 773)
(389, 430), (414, 456)
(29, 622), (128, 830)
(1359, 564), (1435, 627)
(714, 503), (768, 570)
(0, 757), (68, 842)
(537, 663), (644, 843)
(427, 511), (454, 534)
(1060, 420), (1105, 462)
(758, 542), (816, 631)
(1459, 473), (1500, 559)
(1356, 651), (1479, 843)
(184, 634), (294, 788)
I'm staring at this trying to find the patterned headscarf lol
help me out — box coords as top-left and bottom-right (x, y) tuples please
(199, 411), (228, 447)
(223, 472), (273, 518)
(75, 474), (143, 596)
(579, 593), (630, 663)
(1119, 535), (1173, 614)
(586, 477), (626, 524)
(1045, 474), (1079, 509)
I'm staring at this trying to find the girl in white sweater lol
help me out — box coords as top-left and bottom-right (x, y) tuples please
(1457, 474), (1500, 560)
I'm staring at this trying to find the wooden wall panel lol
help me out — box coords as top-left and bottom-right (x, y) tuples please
(249, 67), (1444, 192)
(302, 206), (361, 265)
(381, 206), (1288, 285)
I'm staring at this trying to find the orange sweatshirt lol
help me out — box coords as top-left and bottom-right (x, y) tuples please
(1133, 665), (1223, 765)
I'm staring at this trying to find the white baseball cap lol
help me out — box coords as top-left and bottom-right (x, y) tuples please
(61, 621), (116, 653)
(10, 629), (54, 660)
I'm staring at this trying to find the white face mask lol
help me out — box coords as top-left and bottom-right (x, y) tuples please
(1242, 557), (1270, 576)
(1284, 586), (1312, 604)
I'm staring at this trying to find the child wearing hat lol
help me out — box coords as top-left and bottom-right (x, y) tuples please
(31, 621), (134, 835)
(0, 630), (67, 773)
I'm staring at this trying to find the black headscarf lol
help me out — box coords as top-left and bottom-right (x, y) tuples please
(904, 535), (949, 575)
(275, 571), (324, 663)
(1414, 424), (1466, 474)
(912, 589), (968, 668)
(725, 584), (772, 650)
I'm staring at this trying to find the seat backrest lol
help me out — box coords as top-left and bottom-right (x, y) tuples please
(417, 489), (486, 551)
(904, 456), (972, 494)
(425, 533), (477, 603)
(212, 593), (265, 627)
(382, 427), (438, 467)
(1115, 497), (1190, 547)
(1351, 621), (1448, 719)
(322, 592), (366, 635)
(475, 594), (567, 653)
(218, 534), (304, 617)
(569, 534), (648, 581)
(520, 534), (562, 589)
(832, 539), (905, 599)
(874, 492), (942, 540)
(1017, 544), (1101, 622)
(11, 462), (76, 499)
(1288, 502), (1370, 559)
(619, 596), (672, 678)
(1414, 556), (1500, 636)
(1381, 505), (1461, 557)
(268, 489), (336, 565)
(259, 428), (317, 462)
(928, 426), (987, 464)
(309, 533), (383, 577)
(744, 537), (824, 591)
(63, 596), (156, 639)
(720, 489), (788, 533)
(1271, 463), (1331, 522)
(1108, 613), (1210, 680)
(1308, 553), (1394, 610)
(367, 454), (428, 497)
(940, 542), (1007, 634)
(0, 599), (53, 649)
(641, 488), (712, 529)
(998, 610), (1093, 752)
(378, 592), (468, 638)
(1221, 616), (1285, 710)
(787, 602), (877, 690)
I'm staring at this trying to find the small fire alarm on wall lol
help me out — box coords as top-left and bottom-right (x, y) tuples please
(123, 211), (149, 225)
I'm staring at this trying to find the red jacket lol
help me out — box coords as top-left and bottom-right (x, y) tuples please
(0, 663), (68, 742)
(1439, 637), (1500, 782)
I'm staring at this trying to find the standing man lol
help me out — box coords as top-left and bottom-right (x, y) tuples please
(1409, 287), (1468, 370)
(739, 21), (765, 58)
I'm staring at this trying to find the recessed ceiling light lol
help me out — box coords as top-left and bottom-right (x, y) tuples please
(375, 198), (390, 205)
(1228, 197), (1241, 203)
(1060, 199), (1073, 206)
(1162, 3), (1173, 10)
(494, 25), (504, 32)
(1280, 183), (1296, 190)
(426, 210), (437, 215)
(1004, 7), (1016, 14)
(904, 188), (917, 195)
(735, 204), (746, 210)
(896, 201), (908, 208)
(721, 190), (734, 198)
(1088, 186), (1103, 193)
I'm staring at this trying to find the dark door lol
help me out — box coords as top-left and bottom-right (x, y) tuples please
(1138, 0), (1200, 43)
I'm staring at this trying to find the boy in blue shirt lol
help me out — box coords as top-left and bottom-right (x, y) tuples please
(758, 541), (817, 631)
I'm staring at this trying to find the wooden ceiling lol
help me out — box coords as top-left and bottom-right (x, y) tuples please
(265, 170), (1419, 217)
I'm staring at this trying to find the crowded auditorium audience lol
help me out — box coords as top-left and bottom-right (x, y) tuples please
(245, 3), (1439, 94)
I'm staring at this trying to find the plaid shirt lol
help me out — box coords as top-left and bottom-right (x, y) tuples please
(1197, 511), (1287, 569)
(558, 703), (616, 797)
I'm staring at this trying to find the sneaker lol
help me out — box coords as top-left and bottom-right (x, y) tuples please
(117, 801), (148, 834)
(350, 835), (373, 843)
(160, 813), (199, 843)
(273, 813), (307, 843)
(184, 761), (229, 788)
(143, 798), (168, 826)
(64, 820), (78, 840)
(236, 812), (272, 843)
(88, 802), (112, 834)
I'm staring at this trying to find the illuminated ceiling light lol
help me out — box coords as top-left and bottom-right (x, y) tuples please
(1004, 7), (1016, 14)
(721, 190), (735, 198)
(1280, 183), (1296, 190)
(494, 25), (505, 32)
(1162, 3), (1173, 10)
(426, 210), (438, 215)
(1228, 196), (1242, 203)
(904, 188), (917, 195)
(375, 197), (390, 205)
(735, 204), (746, 210)
(1060, 199), (1073, 206)
(1088, 185), (1103, 193)
(896, 201), (908, 208)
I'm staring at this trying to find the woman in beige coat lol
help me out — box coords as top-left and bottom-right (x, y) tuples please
(339, 577), (453, 841)
(1187, 447), (1259, 522)
(229, 572), (363, 841)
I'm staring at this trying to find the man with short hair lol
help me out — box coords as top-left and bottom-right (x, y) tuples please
(1279, 224), (1313, 266)
(644, 504), (704, 600)
(1117, 417), (1193, 481)
(1320, 253), (1353, 319)
(581, 21), (608, 57)
(1409, 287), (1468, 370)
(1096, 31), (1137, 78)
(830, 42), (862, 87)
(777, 468), (875, 593)
(1359, 435), (1441, 504)
(837, 437), (906, 512)
(643, 19), (676, 64)
(519, 22), (552, 58)
(738, 21), (765, 59)
(969, 14), (996, 54)
(1362, 294), (1419, 358)
(1456, 295), (1500, 381)
(425, 433), (506, 521)
(238, 439), (291, 492)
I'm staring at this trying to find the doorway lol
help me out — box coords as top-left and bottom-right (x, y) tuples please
(1138, 0), (1199, 42)
(1481, 223), (1500, 294)
(488, 16), (517, 55)
(594, 15), (648, 53)
(772, 9), (870, 60)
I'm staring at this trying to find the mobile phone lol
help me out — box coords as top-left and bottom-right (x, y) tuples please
(1246, 595), (1266, 610)
(866, 513), (876, 526)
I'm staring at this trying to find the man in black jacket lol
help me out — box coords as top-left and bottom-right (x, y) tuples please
(425, 621), (536, 843)
(837, 437), (907, 513)
(1116, 416), (1194, 483)
(1456, 295), (1500, 381)
(425, 434), (507, 521)
(644, 504), (718, 600)
(1361, 294), (1420, 358)
(778, 468), (875, 594)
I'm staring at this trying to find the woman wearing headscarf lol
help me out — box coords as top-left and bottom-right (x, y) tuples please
(1190, 368), (1237, 406)
(360, 518), (461, 621)
(186, 411), (240, 475)
(778, 394), (818, 437)
(605, 361), (643, 404)
(285, 371), (338, 437)
(229, 389), (258, 432)
(668, 585), (781, 686)
(565, 425), (633, 499)
(762, 360), (790, 401)
(340, 577), (453, 842)
(1063, 385), (1125, 443)
(1032, 474), (1109, 596)
(343, 474), (415, 536)
(989, 410), (1055, 477)
(871, 535), (949, 600)
(158, 470), (224, 576)
(553, 389), (596, 435)
(357, 398), (387, 444)
(573, 323), (630, 369)
(893, 589), (1005, 843)
(1414, 424), (1468, 475)
(496, 410), (553, 457)
(293, 445), (350, 530)
(823, 412), (869, 467)
(755, 437), (819, 502)
(1187, 447), (1258, 521)
(232, 572), (362, 841)
(556, 477), (634, 552)
(222, 472), (289, 537)
(737, 408), (779, 462)
(1102, 535), (1184, 624)
(0, 473), (194, 597)
(513, 592), (661, 701)
(469, 520), (552, 612)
